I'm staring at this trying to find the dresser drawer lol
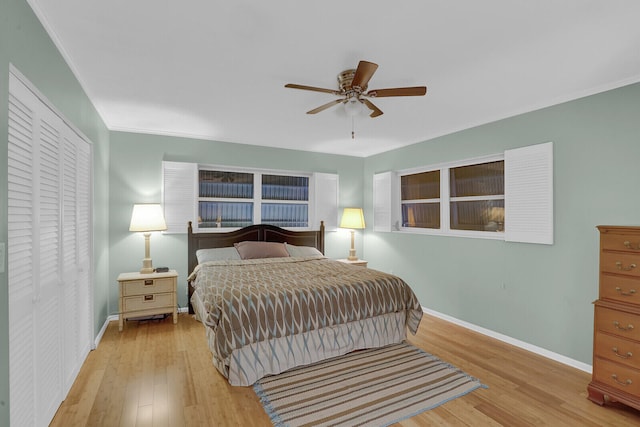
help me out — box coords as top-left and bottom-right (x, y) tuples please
(601, 252), (640, 278)
(594, 332), (640, 369)
(595, 306), (640, 341)
(122, 277), (174, 296)
(600, 274), (640, 304)
(123, 292), (173, 312)
(593, 357), (640, 396)
(601, 232), (640, 253)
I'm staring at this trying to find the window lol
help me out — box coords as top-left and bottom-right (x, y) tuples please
(162, 162), (338, 233)
(198, 170), (255, 228)
(398, 158), (504, 236)
(374, 142), (553, 244)
(400, 170), (440, 229)
(261, 175), (309, 228)
(198, 171), (310, 229)
(449, 161), (504, 232)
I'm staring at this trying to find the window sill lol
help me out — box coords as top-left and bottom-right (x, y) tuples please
(394, 228), (505, 241)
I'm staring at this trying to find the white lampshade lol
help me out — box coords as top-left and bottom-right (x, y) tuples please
(129, 204), (167, 232)
(340, 208), (366, 229)
(129, 204), (166, 274)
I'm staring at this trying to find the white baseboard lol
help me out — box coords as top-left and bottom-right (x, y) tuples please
(93, 306), (190, 348)
(93, 306), (592, 374)
(423, 307), (592, 374)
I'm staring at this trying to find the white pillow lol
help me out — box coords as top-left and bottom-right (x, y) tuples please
(196, 247), (241, 263)
(285, 243), (323, 258)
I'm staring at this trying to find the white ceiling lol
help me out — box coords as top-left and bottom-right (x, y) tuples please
(28, 1), (640, 157)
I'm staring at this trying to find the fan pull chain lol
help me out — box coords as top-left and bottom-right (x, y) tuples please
(352, 116), (355, 140)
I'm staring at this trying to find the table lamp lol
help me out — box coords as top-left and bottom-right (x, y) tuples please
(340, 208), (366, 261)
(129, 204), (167, 273)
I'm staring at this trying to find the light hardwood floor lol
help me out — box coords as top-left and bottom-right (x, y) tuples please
(51, 313), (640, 426)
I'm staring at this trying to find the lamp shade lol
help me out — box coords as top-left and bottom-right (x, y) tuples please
(340, 208), (366, 229)
(129, 204), (167, 232)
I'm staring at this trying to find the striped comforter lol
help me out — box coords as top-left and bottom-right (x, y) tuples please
(190, 257), (423, 382)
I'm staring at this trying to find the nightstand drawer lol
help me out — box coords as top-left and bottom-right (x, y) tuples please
(123, 277), (174, 296)
(123, 292), (173, 312)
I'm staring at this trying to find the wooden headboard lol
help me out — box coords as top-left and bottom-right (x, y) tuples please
(187, 221), (325, 312)
(187, 221), (325, 275)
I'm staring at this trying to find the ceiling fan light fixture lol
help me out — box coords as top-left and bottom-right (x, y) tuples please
(344, 97), (364, 116)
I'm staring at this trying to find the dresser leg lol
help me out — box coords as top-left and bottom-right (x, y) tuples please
(587, 385), (605, 406)
(119, 315), (123, 332)
(173, 309), (178, 324)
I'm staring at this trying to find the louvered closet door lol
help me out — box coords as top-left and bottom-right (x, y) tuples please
(74, 138), (92, 379)
(8, 71), (93, 427)
(61, 127), (92, 392)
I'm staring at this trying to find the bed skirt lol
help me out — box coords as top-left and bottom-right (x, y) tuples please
(192, 290), (408, 386)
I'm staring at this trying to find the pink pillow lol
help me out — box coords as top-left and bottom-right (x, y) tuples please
(234, 241), (290, 259)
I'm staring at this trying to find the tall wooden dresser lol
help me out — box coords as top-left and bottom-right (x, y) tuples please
(588, 226), (640, 410)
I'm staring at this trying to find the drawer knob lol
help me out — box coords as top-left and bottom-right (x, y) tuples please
(613, 321), (634, 331)
(612, 347), (633, 359)
(144, 295), (155, 301)
(615, 261), (637, 271)
(615, 287), (637, 297)
(623, 240), (640, 250)
(611, 374), (632, 386)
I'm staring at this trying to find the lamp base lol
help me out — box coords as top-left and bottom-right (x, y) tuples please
(140, 258), (154, 274)
(347, 229), (358, 261)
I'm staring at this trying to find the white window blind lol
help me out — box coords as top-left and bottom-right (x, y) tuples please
(373, 171), (393, 232)
(162, 161), (198, 233)
(504, 141), (554, 245)
(312, 172), (339, 231)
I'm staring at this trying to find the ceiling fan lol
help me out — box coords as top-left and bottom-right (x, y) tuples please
(285, 60), (427, 118)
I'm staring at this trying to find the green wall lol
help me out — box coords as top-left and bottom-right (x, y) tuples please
(3, 0), (640, 423)
(108, 132), (364, 311)
(0, 1), (110, 424)
(363, 82), (640, 365)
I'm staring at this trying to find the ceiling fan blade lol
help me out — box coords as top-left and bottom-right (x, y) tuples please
(285, 83), (342, 95)
(351, 61), (378, 90)
(361, 99), (384, 118)
(366, 86), (427, 97)
(306, 99), (345, 114)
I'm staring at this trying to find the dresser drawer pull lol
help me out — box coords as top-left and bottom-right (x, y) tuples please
(612, 347), (633, 359)
(623, 240), (640, 250)
(615, 287), (637, 296)
(613, 321), (634, 331)
(144, 295), (155, 302)
(615, 261), (637, 271)
(145, 279), (154, 286)
(611, 374), (632, 386)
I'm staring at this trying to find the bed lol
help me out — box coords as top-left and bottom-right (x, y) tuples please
(187, 221), (423, 386)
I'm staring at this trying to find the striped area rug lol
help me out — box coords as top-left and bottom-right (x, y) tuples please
(253, 342), (486, 427)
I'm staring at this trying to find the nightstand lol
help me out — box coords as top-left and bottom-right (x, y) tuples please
(336, 258), (368, 267)
(117, 270), (178, 331)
